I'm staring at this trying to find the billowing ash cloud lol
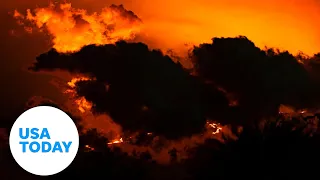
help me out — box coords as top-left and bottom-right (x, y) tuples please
(192, 36), (320, 124)
(30, 41), (233, 139)
(29, 36), (320, 138)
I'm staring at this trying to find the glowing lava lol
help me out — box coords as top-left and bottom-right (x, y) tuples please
(107, 138), (123, 145)
(207, 122), (223, 134)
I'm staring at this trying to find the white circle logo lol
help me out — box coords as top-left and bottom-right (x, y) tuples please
(9, 106), (79, 176)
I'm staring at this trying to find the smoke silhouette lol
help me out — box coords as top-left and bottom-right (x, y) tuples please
(192, 36), (319, 125)
(30, 41), (217, 139)
(27, 36), (320, 140)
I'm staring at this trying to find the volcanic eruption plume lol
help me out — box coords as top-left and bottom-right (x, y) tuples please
(11, 3), (234, 162)
(13, 1), (320, 164)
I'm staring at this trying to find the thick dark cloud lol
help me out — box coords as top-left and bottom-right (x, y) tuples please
(30, 41), (232, 139)
(192, 36), (318, 124)
(29, 36), (320, 138)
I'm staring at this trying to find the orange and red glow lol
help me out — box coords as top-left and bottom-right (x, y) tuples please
(107, 137), (123, 145)
(65, 77), (93, 113)
(84, 144), (95, 151)
(12, 1), (320, 55)
(13, 2), (141, 53)
(123, 0), (320, 55)
(67, 76), (90, 88)
(207, 122), (223, 134)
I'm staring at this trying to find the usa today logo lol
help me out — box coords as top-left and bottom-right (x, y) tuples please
(9, 106), (79, 176)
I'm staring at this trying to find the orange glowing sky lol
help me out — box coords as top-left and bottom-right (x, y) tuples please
(7, 0), (320, 55)
(65, 0), (320, 55)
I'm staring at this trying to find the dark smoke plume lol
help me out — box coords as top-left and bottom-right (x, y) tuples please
(30, 41), (227, 139)
(29, 36), (320, 138)
(192, 36), (320, 125)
